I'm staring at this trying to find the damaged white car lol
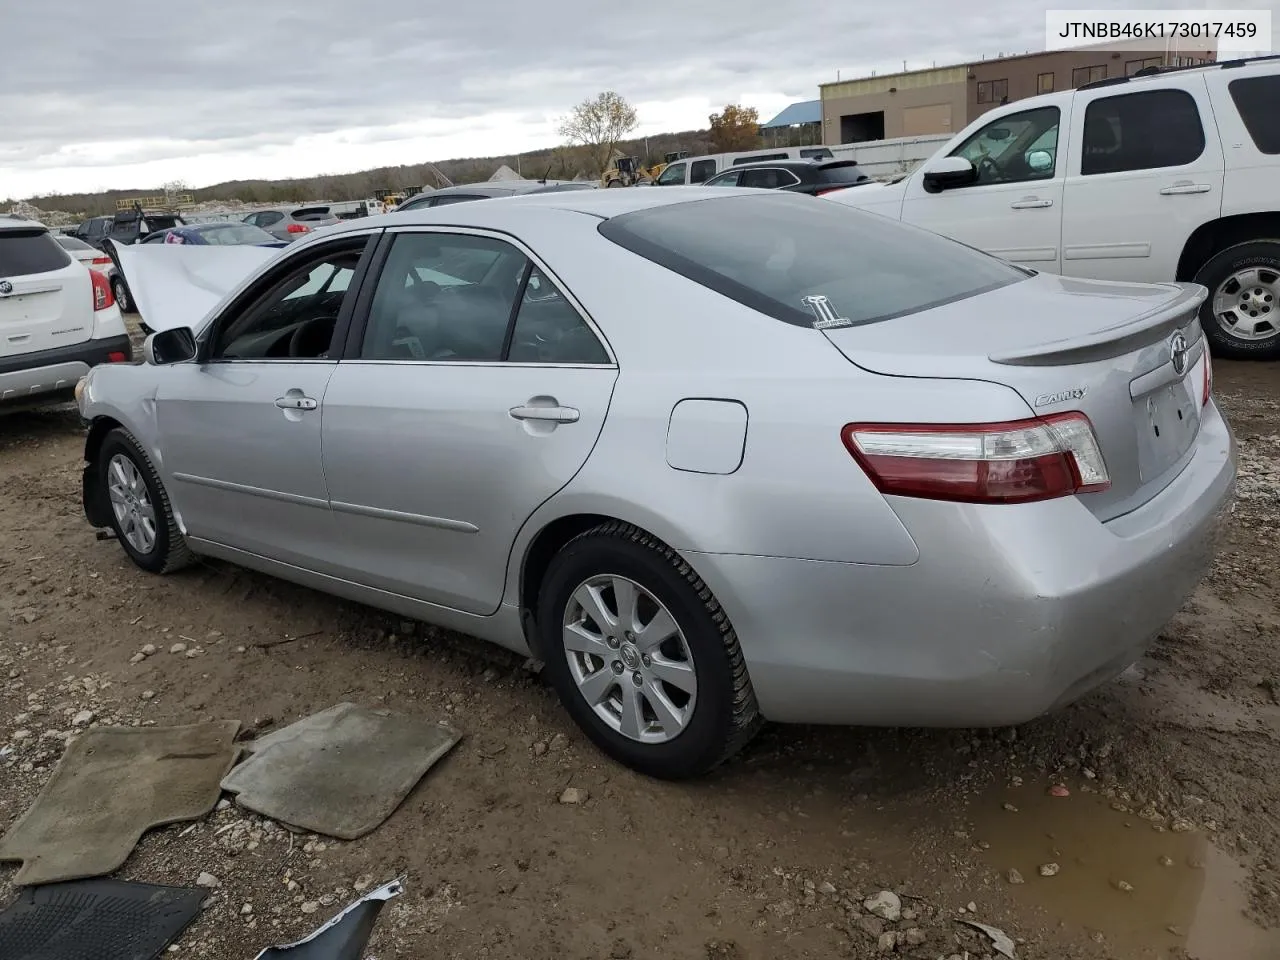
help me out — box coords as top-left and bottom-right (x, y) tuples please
(77, 190), (1234, 779)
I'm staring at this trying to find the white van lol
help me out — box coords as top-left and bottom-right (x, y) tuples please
(652, 146), (835, 186)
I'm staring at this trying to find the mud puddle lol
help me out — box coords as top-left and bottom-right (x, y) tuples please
(966, 779), (1279, 959)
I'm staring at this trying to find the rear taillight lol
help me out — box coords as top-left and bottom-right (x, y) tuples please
(815, 186), (851, 196)
(842, 412), (1110, 504)
(1201, 349), (1213, 407)
(107, 351), (128, 363)
(286, 223), (311, 234)
(90, 270), (114, 311)
(91, 256), (111, 265)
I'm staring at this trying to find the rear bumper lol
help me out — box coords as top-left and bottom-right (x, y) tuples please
(0, 335), (133, 405)
(689, 401), (1237, 727)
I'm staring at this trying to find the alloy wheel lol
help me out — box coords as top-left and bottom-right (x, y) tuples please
(107, 454), (157, 553)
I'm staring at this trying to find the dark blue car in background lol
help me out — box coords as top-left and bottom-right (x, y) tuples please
(141, 221), (289, 248)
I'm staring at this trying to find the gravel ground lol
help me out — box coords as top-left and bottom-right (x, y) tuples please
(0, 360), (1277, 960)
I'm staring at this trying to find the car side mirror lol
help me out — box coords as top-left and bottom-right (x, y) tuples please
(144, 327), (197, 365)
(1026, 149), (1054, 172)
(922, 157), (978, 193)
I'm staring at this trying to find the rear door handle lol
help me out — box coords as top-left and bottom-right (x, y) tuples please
(1159, 181), (1211, 195)
(1010, 197), (1053, 209)
(509, 404), (580, 423)
(275, 396), (318, 411)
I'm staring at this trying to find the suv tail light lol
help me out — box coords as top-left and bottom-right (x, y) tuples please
(286, 223), (311, 234)
(1201, 348), (1213, 407)
(842, 413), (1110, 504)
(815, 186), (852, 196)
(91, 255), (111, 266)
(90, 270), (115, 311)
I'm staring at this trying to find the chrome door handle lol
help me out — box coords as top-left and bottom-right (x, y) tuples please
(1010, 198), (1053, 209)
(509, 404), (580, 423)
(275, 396), (318, 410)
(1159, 182), (1211, 195)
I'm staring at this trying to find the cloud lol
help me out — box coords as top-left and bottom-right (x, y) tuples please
(2, 0), (1272, 198)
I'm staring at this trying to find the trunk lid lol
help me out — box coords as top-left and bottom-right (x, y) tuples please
(0, 228), (93, 358)
(821, 273), (1208, 521)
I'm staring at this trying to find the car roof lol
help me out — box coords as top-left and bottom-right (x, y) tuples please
(716, 158), (861, 172)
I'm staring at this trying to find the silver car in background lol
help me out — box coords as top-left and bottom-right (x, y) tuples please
(76, 189), (1235, 779)
(242, 205), (342, 242)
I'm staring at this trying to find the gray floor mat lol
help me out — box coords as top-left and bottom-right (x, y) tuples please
(0, 878), (204, 960)
(222, 703), (459, 840)
(0, 722), (239, 886)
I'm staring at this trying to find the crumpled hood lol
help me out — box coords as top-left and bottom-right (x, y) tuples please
(106, 239), (280, 332)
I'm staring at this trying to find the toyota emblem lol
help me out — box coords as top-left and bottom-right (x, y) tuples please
(0, 280), (12, 296)
(1169, 331), (1189, 376)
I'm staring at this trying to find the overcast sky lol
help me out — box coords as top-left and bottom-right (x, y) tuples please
(2, 0), (1273, 200)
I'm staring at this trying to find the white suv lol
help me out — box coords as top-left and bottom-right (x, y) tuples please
(829, 56), (1280, 359)
(0, 216), (131, 408)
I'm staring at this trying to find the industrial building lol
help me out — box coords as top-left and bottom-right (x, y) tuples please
(818, 41), (1216, 145)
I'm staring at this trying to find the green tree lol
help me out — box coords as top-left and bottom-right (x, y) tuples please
(558, 91), (639, 177)
(708, 104), (760, 152)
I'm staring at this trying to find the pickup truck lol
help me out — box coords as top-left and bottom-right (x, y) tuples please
(829, 55), (1280, 359)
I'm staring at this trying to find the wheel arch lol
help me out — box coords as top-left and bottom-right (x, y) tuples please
(82, 415), (124, 528)
(1176, 213), (1280, 281)
(516, 509), (705, 660)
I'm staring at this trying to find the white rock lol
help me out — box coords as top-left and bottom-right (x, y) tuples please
(141, 691), (155, 700)
(240, 903), (253, 915)
(12, 730), (31, 740)
(301, 901), (319, 914)
(863, 891), (901, 922)
(559, 786), (588, 805)
(169, 643), (187, 655)
(129, 653), (146, 665)
(72, 710), (94, 727)
(197, 872), (221, 889)
(819, 881), (837, 895)
(141, 644), (157, 656)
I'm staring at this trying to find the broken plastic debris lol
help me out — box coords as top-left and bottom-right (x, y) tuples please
(253, 878), (403, 959)
(1047, 784), (1070, 798)
(957, 919), (1016, 959)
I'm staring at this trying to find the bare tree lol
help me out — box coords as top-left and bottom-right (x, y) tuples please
(558, 91), (639, 177)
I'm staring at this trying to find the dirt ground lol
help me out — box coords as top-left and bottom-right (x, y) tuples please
(1, 361), (1277, 960)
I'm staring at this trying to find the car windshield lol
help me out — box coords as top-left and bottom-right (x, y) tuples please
(194, 223), (277, 245)
(599, 193), (1028, 327)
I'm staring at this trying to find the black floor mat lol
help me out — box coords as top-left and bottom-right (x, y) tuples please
(0, 878), (204, 960)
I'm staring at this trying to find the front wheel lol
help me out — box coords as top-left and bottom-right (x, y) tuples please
(111, 275), (135, 314)
(98, 429), (193, 574)
(1194, 240), (1280, 360)
(537, 522), (761, 780)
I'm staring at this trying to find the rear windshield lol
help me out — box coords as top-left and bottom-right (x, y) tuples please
(598, 193), (1027, 327)
(0, 229), (73, 276)
(57, 235), (95, 251)
(1228, 76), (1280, 155)
(818, 163), (871, 184)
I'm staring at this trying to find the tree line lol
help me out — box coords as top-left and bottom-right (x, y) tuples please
(17, 94), (766, 218)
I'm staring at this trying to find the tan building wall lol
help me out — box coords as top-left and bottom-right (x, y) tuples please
(821, 43), (1217, 146)
(821, 67), (967, 143)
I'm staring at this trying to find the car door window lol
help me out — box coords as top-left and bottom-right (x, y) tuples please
(1228, 76), (1280, 154)
(689, 159), (717, 183)
(655, 162), (687, 185)
(707, 171), (741, 187)
(949, 106), (1061, 185)
(741, 168), (799, 189)
(361, 232), (527, 361)
(210, 246), (362, 361)
(1080, 90), (1205, 176)
(257, 211), (284, 227)
(507, 267), (610, 364)
(432, 195), (483, 206)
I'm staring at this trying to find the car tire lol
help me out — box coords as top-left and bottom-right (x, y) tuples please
(98, 428), (194, 575)
(1193, 240), (1280, 360)
(111, 275), (135, 314)
(537, 521), (762, 780)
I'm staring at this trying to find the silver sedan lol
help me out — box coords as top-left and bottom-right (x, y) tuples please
(76, 189), (1236, 779)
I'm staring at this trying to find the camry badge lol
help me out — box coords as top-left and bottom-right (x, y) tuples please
(1034, 387), (1087, 406)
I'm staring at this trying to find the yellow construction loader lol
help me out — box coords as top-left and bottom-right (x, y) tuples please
(600, 152), (691, 188)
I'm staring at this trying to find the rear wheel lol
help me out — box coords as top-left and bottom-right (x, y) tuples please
(537, 521), (761, 780)
(1194, 240), (1280, 360)
(98, 429), (193, 574)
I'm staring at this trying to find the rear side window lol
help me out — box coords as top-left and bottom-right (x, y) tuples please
(432, 195), (483, 206)
(1081, 89), (1205, 175)
(739, 168), (799, 189)
(0, 229), (73, 276)
(818, 163), (870, 184)
(1228, 76), (1280, 155)
(599, 193), (1027, 328)
(689, 159), (717, 183)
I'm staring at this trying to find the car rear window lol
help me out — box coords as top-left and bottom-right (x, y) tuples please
(818, 163), (871, 184)
(57, 235), (95, 251)
(0, 229), (73, 276)
(1228, 75), (1280, 155)
(598, 193), (1027, 328)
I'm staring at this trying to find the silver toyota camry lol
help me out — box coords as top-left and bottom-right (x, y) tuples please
(77, 189), (1236, 779)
